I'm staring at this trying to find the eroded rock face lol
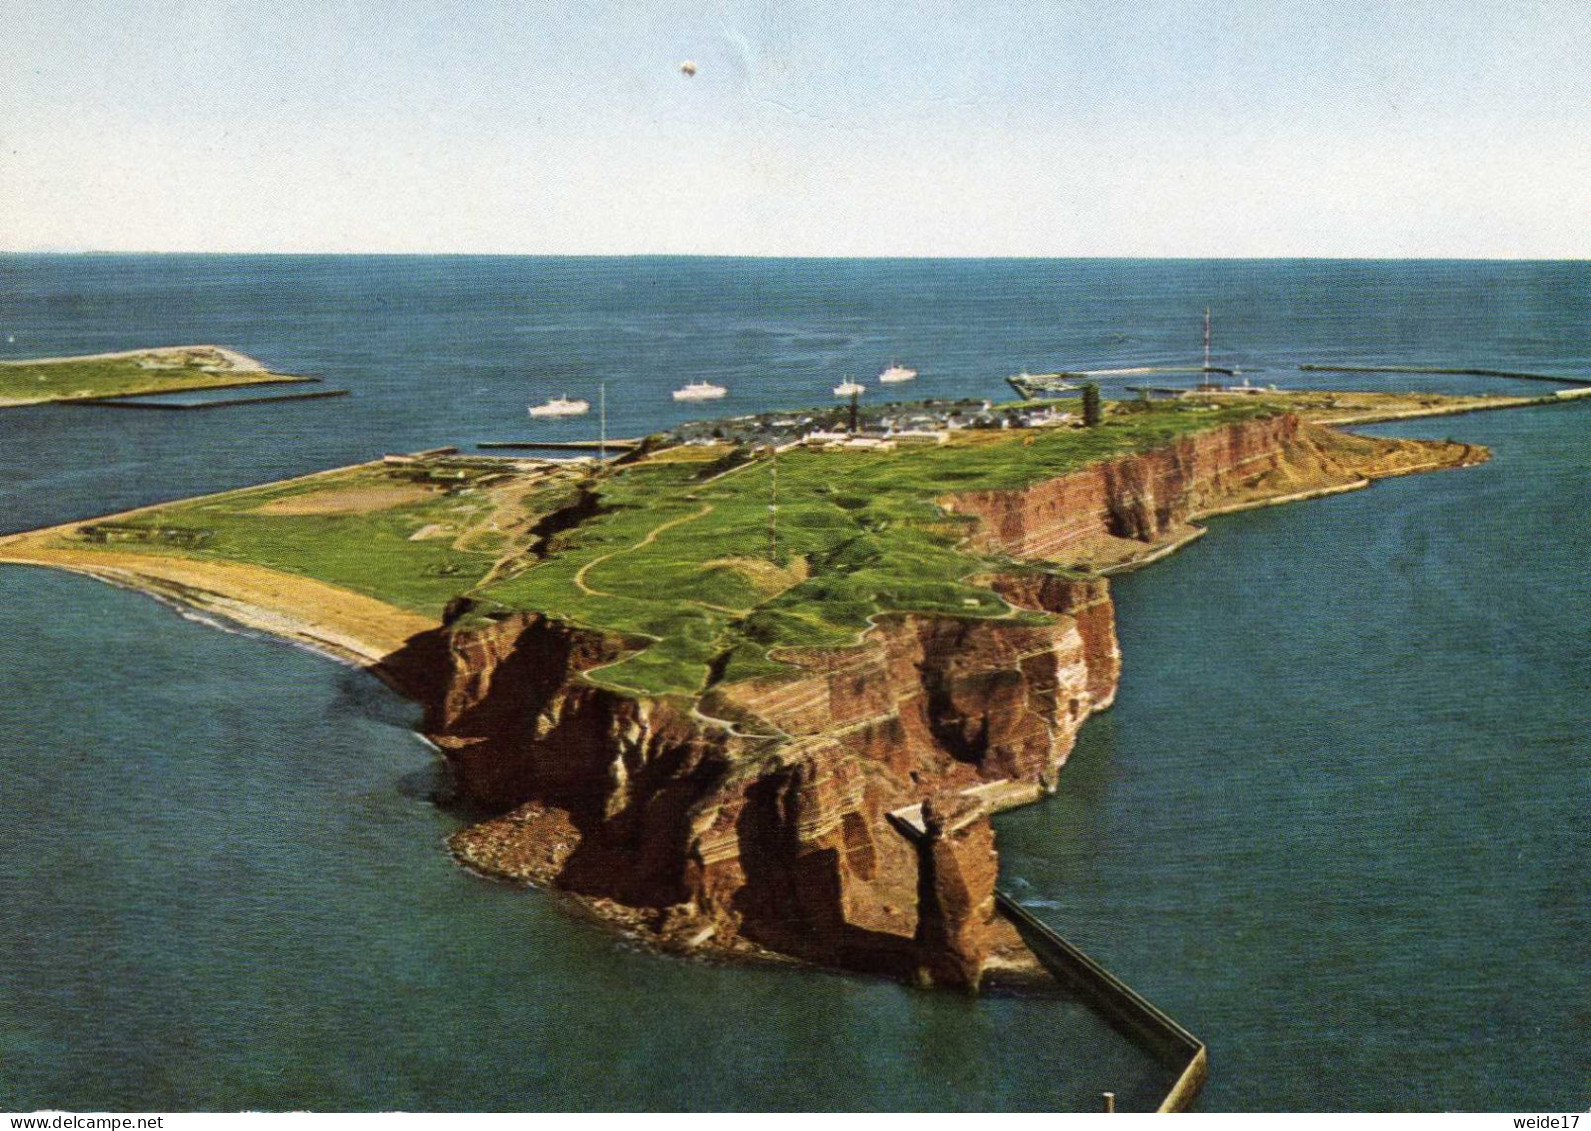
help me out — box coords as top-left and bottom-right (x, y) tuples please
(914, 791), (1001, 991)
(677, 591), (1113, 980)
(419, 416), (1469, 987)
(428, 610), (743, 912)
(432, 575), (1110, 986)
(942, 415), (1422, 563)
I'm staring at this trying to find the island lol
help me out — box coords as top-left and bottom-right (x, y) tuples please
(0, 345), (312, 407)
(0, 388), (1497, 994)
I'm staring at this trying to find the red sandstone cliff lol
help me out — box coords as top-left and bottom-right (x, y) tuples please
(943, 414), (1484, 568)
(429, 572), (1114, 988)
(416, 416), (1480, 989)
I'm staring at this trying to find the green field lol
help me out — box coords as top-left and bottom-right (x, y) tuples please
(479, 403), (1278, 694)
(0, 349), (301, 404)
(65, 401), (1277, 697)
(73, 460), (550, 612)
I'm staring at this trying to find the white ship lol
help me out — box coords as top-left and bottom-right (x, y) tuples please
(878, 363), (917, 384)
(672, 380), (728, 402)
(528, 395), (590, 418)
(833, 378), (866, 397)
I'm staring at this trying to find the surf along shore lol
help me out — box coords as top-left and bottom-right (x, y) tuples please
(0, 387), (1519, 995)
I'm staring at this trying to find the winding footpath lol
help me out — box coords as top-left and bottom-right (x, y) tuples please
(573, 503), (715, 598)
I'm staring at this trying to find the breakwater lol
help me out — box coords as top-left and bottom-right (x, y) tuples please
(995, 893), (1208, 1112)
(478, 438), (642, 451)
(1009, 367), (1237, 398)
(74, 387), (350, 410)
(887, 801), (1205, 1112)
(1299, 363), (1591, 385)
(1311, 385), (1591, 426)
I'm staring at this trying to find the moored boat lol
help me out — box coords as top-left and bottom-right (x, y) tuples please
(878, 363), (917, 383)
(833, 378), (865, 397)
(529, 395), (590, 418)
(672, 380), (728, 402)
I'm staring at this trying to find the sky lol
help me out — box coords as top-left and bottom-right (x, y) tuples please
(2, 0), (1588, 256)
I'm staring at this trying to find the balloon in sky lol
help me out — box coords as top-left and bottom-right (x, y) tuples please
(680, 60), (698, 77)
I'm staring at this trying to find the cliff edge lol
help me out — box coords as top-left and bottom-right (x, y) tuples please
(397, 416), (1482, 988)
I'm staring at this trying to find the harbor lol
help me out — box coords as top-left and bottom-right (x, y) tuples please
(479, 438), (642, 452)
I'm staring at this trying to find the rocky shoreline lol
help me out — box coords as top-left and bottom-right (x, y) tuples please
(396, 417), (1484, 989)
(0, 413), (1486, 991)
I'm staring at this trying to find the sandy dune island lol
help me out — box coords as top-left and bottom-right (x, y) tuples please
(0, 344), (306, 407)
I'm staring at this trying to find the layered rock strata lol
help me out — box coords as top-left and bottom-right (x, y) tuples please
(413, 417), (1480, 988)
(945, 414), (1482, 567)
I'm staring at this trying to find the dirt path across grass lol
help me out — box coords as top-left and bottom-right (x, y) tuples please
(573, 504), (714, 598)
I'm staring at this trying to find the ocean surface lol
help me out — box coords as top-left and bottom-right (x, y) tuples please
(0, 256), (1585, 1111)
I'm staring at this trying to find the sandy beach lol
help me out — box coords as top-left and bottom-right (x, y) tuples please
(0, 531), (438, 667)
(0, 344), (266, 370)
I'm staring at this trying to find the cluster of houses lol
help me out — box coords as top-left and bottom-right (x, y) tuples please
(665, 399), (1079, 452)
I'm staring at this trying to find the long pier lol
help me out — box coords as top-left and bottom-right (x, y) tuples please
(1299, 363), (1591, 386)
(478, 438), (642, 452)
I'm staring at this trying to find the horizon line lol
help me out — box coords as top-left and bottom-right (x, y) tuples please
(3, 250), (1588, 263)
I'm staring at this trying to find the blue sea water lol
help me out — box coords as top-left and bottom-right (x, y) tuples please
(0, 256), (1586, 1111)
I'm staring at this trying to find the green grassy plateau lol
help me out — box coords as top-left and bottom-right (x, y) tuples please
(56, 399), (1283, 697)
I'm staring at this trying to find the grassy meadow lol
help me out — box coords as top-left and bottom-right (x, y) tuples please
(57, 400), (1278, 697)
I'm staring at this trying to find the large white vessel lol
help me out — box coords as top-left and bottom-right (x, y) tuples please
(528, 395), (590, 418)
(878, 363), (917, 384)
(672, 380), (728, 402)
(833, 378), (866, 397)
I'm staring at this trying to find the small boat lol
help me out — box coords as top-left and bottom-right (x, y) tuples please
(878, 363), (917, 384)
(529, 395), (590, 418)
(672, 380), (727, 402)
(833, 378), (866, 397)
